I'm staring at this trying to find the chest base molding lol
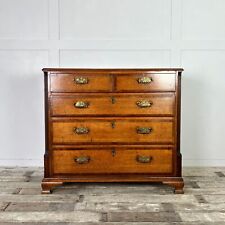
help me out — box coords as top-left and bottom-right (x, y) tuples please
(41, 176), (184, 194)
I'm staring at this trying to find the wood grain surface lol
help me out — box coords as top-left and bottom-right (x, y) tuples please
(51, 93), (175, 116)
(52, 149), (173, 174)
(52, 118), (174, 144)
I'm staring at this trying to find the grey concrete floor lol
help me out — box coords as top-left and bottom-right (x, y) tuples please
(0, 167), (225, 224)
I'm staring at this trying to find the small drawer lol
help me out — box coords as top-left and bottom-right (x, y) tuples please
(116, 73), (176, 92)
(52, 118), (174, 144)
(52, 149), (173, 174)
(50, 73), (113, 92)
(51, 93), (175, 116)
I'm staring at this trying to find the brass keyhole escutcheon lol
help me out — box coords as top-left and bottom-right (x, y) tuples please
(111, 96), (116, 104)
(111, 121), (115, 128)
(111, 148), (116, 157)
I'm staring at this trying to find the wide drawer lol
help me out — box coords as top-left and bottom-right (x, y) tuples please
(116, 73), (175, 92)
(52, 118), (174, 144)
(50, 73), (113, 92)
(51, 93), (175, 116)
(52, 149), (173, 174)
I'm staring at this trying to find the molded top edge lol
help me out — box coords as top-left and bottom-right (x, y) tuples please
(42, 68), (184, 72)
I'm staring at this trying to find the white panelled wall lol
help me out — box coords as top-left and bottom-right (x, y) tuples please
(0, 0), (225, 166)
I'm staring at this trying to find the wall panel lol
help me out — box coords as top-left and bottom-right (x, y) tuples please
(181, 50), (225, 165)
(0, 0), (49, 39)
(0, 50), (48, 165)
(182, 0), (225, 40)
(60, 50), (171, 67)
(59, 0), (171, 40)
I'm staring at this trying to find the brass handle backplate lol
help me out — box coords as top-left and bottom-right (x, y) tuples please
(136, 100), (153, 108)
(137, 77), (153, 84)
(74, 156), (90, 164)
(74, 101), (89, 108)
(74, 77), (89, 84)
(136, 155), (153, 163)
(136, 127), (152, 134)
(74, 127), (89, 134)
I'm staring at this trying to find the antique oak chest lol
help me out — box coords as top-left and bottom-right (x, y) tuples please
(41, 68), (184, 194)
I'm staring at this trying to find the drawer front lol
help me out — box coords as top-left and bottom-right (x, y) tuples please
(51, 94), (175, 116)
(50, 73), (112, 92)
(116, 74), (175, 92)
(52, 149), (173, 174)
(52, 119), (174, 144)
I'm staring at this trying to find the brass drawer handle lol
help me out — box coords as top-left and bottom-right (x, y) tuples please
(74, 101), (89, 108)
(136, 127), (152, 134)
(74, 127), (89, 134)
(74, 77), (89, 84)
(136, 155), (153, 163)
(137, 77), (153, 84)
(136, 100), (153, 108)
(74, 156), (90, 164)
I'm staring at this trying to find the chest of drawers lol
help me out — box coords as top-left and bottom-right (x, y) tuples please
(41, 68), (184, 194)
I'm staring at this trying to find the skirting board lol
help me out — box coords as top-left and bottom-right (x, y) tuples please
(0, 159), (225, 167)
(183, 159), (225, 167)
(0, 159), (43, 167)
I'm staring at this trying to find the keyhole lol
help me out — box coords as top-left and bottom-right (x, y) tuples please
(111, 96), (116, 104)
(111, 121), (115, 128)
(112, 148), (116, 157)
